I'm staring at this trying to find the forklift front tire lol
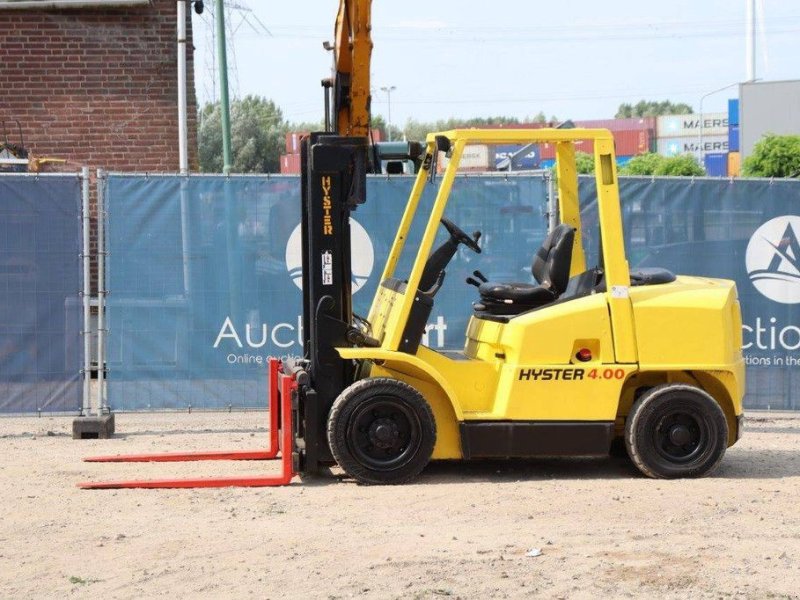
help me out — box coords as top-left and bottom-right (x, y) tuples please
(625, 383), (728, 479)
(327, 378), (436, 485)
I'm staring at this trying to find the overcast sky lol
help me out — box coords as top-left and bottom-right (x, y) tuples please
(192, 1), (800, 126)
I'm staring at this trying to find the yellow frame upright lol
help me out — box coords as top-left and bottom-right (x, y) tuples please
(370, 128), (636, 362)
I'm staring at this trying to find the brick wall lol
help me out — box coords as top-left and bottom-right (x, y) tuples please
(0, 1), (199, 294)
(0, 0), (198, 173)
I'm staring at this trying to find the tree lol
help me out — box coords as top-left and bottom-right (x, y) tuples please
(615, 100), (693, 119)
(742, 134), (800, 178)
(619, 153), (665, 175)
(548, 151), (594, 178)
(199, 95), (287, 173)
(288, 119), (324, 133)
(400, 115), (554, 142)
(655, 154), (705, 177)
(528, 111), (561, 125)
(618, 152), (704, 176)
(575, 151), (595, 174)
(532, 111), (548, 124)
(370, 114), (403, 142)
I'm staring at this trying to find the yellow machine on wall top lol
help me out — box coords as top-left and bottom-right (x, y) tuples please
(326, 127), (745, 484)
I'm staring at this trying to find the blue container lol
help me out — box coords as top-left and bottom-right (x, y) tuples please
(540, 155), (636, 169)
(704, 152), (728, 177)
(494, 144), (540, 170)
(728, 98), (739, 126)
(728, 125), (740, 152)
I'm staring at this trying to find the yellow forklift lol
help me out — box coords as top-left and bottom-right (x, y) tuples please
(81, 1), (744, 489)
(290, 127), (745, 485)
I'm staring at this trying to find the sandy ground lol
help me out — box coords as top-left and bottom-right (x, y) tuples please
(0, 411), (799, 600)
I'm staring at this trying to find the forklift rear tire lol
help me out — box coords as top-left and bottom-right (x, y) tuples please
(327, 378), (436, 485)
(625, 383), (728, 479)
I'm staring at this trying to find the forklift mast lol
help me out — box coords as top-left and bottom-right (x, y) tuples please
(295, 0), (423, 473)
(297, 133), (369, 472)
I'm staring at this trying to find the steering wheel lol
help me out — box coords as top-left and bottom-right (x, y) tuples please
(441, 217), (482, 253)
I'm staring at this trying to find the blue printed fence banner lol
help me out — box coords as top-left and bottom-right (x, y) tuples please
(105, 174), (548, 410)
(106, 174), (800, 411)
(0, 174), (83, 413)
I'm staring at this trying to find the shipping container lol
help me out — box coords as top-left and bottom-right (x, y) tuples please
(280, 153), (301, 174)
(540, 129), (653, 160)
(656, 135), (728, 159)
(484, 123), (547, 130)
(728, 98), (739, 126)
(285, 132), (308, 154)
(617, 155), (634, 167)
(656, 112), (728, 138)
(728, 151), (741, 177)
(493, 144), (540, 170)
(575, 117), (656, 132)
(531, 156), (631, 170)
(728, 125), (740, 152)
(484, 118), (654, 132)
(704, 153), (728, 177)
(438, 144), (491, 172)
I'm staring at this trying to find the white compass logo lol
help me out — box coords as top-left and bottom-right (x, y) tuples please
(285, 218), (375, 293)
(745, 215), (800, 304)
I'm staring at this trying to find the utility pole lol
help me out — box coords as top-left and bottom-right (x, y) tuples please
(380, 85), (396, 141)
(699, 82), (739, 163)
(216, 0), (233, 173)
(745, 0), (756, 82)
(177, 0), (189, 174)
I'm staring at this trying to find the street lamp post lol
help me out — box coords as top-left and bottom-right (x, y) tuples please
(380, 85), (396, 141)
(698, 82), (740, 165)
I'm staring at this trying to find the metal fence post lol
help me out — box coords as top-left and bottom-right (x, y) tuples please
(81, 166), (91, 416)
(180, 175), (192, 298)
(546, 170), (557, 233)
(97, 169), (107, 416)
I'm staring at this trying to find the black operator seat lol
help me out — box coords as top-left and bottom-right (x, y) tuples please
(476, 224), (576, 316)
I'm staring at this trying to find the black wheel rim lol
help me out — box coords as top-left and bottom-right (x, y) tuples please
(347, 397), (422, 471)
(652, 405), (710, 464)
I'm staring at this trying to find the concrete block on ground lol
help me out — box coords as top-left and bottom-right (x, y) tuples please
(72, 414), (115, 439)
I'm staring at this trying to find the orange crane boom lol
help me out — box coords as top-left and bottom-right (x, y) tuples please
(331, 0), (373, 137)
